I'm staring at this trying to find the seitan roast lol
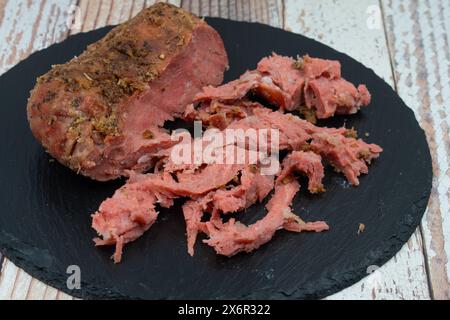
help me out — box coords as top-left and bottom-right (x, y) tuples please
(27, 3), (228, 181)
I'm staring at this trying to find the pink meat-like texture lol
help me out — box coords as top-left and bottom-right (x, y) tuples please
(92, 51), (381, 261)
(212, 107), (382, 186)
(193, 53), (370, 118)
(184, 100), (262, 130)
(182, 151), (326, 256)
(277, 151), (325, 193)
(92, 180), (173, 263)
(178, 108), (381, 256)
(92, 125), (278, 261)
(92, 106), (382, 262)
(182, 165), (275, 255)
(92, 162), (243, 263)
(202, 180), (329, 257)
(194, 71), (290, 108)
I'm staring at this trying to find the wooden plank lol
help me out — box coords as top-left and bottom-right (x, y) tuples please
(266, 0), (282, 28)
(43, 285), (59, 300)
(382, 0), (450, 300)
(56, 290), (75, 300)
(182, 0), (283, 27)
(209, 0), (219, 16)
(80, 0), (102, 32)
(219, 0), (229, 19)
(131, 0), (146, 17)
(0, 258), (71, 300)
(284, 0), (430, 300)
(0, 1), (7, 28)
(95, 0), (114, 28)
(0, 259), (67, 300)
(0, 259), (19, 300)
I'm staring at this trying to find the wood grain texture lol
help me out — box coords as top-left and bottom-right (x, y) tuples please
(0, 0), (76, 74)
(382, 0), (450, 300)
(0, 259), (75, 300)
(181, 0), (283, 27)
(284, 0), (430, 300)
(0, 0), (445, 300)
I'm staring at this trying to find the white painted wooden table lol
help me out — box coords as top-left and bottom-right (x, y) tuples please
(0, 0), (448, 300)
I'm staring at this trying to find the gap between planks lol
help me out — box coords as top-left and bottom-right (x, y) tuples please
(377, 1), (437, 299)
(378, 0), (435, 298)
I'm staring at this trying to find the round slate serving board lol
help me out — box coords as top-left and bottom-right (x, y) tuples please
(0, 18), (432, 300)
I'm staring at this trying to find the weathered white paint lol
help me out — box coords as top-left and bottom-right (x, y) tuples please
(0, 258), (76, 300)
(0, 0), (75, 74)
(416, 1), (450, 284)
(0, 258), (17, 300)
(383, 0), (450, 299)
(164, 1), (182, 8)
(421, 1), (450, 294)
(284, 0), (393, 83)
(326, 233), (429, 300)
(184, 0), (283, 27)
(9, 268), (33, 300)
(26, 278), (52, 300)
(284, 0), (430, 300)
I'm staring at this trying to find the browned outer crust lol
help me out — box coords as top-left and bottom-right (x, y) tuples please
(27, 3), (225, 180)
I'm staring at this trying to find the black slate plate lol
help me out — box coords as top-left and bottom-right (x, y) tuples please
(0, 18), (432, 300)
